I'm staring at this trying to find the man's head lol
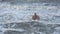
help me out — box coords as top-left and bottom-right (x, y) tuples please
(34, 13), (37, 15)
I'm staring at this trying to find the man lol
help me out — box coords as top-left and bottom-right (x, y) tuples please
(32, 13), (40, 20)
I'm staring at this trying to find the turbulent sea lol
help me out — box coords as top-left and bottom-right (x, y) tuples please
(0, 2), (60, 34)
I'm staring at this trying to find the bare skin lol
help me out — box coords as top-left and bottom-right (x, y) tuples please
(32, 13), (40, 20)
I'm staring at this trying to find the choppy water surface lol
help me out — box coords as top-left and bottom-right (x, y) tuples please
(0, 2), (60, 34)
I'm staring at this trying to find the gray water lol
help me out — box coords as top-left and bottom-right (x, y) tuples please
(0, 2), (60, 34)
